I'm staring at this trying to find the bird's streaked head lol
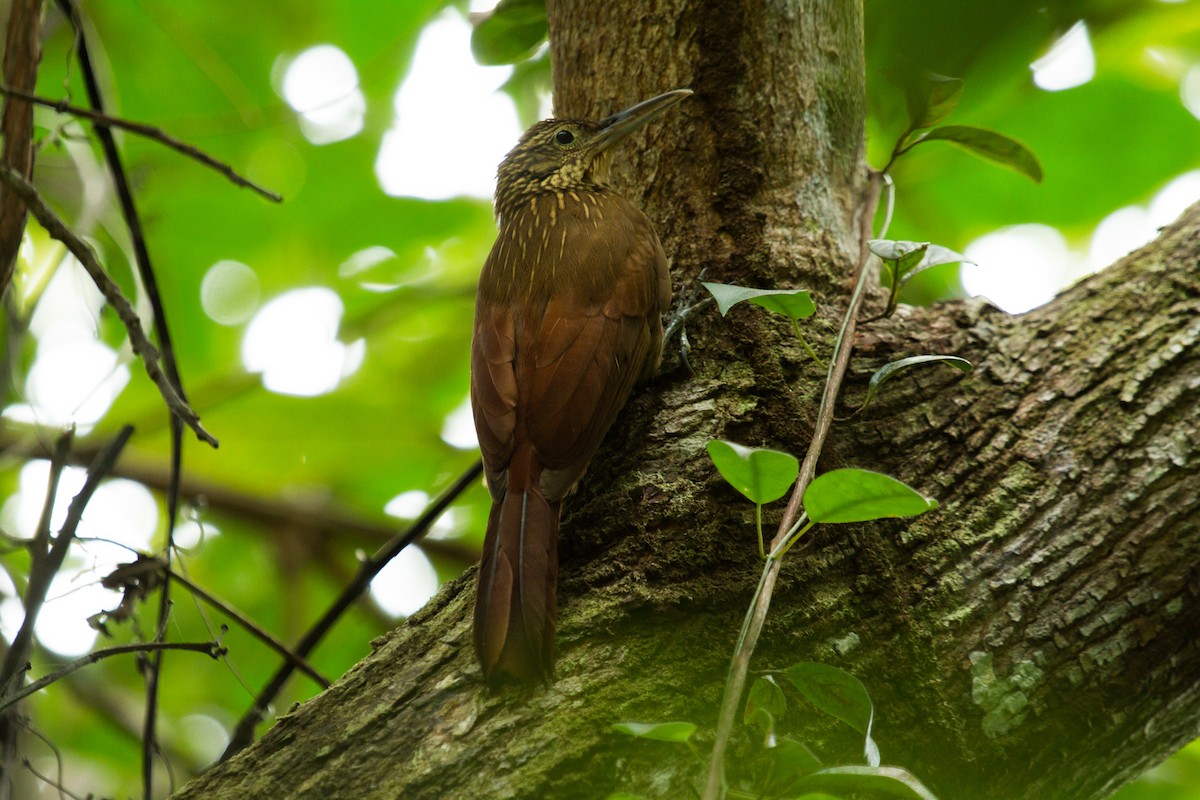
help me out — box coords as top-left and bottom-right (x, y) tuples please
(495, 89), (691, 210)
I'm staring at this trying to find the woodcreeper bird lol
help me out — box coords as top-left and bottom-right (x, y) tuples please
(471, 89), (691, 683)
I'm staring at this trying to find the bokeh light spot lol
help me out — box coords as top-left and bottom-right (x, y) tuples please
(201, 260), (261, 326)
(242, 287), (363, 397)
(385, 489), (430, 519)
(375, 8), (521, 199)
(280, 44), (365, 144)
(1031, 21), (1095, 92)
(441, 395), (479, 450)
(16, 340), (130, 429)
(963, 225), (1078, 314)
(1149, 170), (1200, 227)
(370, 546), (439, 617)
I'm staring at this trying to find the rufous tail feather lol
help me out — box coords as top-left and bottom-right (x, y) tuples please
(473, 480), (559, 684)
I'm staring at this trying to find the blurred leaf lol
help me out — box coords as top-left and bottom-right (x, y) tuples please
(470, 0), (547, 66)
(746, 675), (788, 724)
(501, 50), (552, 127)
(746, 675), (787, 742)
(768, 737), (823, 792)
(904, 71), (963, 131)
(706, 440), (799, 505)
(611, 721), (696, 743)
(792, 766), (940, 800)
(910, 125), (1043, 182)
(783, 662), (879, 765)
(751, 291), (817, 321)
(803, 469), (937, 524)
(899, 244), (973, 287)
(702, 282), (815, 320)
(859, 355), (973, 412)
(868, 239), (928, 269)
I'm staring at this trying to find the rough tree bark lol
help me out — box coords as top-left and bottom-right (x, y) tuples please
(175, 1), (1200, 798)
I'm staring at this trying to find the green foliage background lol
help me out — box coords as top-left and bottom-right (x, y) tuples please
(0, 0), (1197, 796)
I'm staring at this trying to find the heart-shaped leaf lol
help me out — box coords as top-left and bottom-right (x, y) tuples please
(899, 244), (974, 287)
(784, 662), (873, 733)
(610, 721), (696, 743)
(911, 125), (1043, 182)
(859, 355), (972, 412)
(764, 737), (823, 794)
(706, 440), (799, 505)
(701, 282), (815, 320)
(867, 239), (927, 264)
(803, 469), (937, 523)
(783, 662), (880, 767)
(745, 675), (787, 726)
(748, 291), (816, 320)
(791, 766), (940, 800)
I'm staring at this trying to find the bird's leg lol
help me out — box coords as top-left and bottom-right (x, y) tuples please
(663, 267), (714, 376)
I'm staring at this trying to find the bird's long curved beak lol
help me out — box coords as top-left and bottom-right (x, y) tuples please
(593, 88), (692, 152)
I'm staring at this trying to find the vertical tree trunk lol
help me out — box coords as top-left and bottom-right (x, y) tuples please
(549, 0), (868, 293)
(0, 0), (43, 296)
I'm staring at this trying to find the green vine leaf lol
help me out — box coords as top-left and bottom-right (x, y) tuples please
(898, 244), (973, 287)
(765, 737), (823, 792)
(706, 440), (799, 505)
(610, 721), (696, 743)
(803, 468), (937, 523)
(782, 662), (880, 767)
(791, 766), (940, 800)
(745, 675), (787, 741)
(859, 355), (973, 413)
(469, 0), (547, 66)
(910, 125), (1043, 182)
(867, 240), (927, 277)
(904, 70), (964, 131)
(701, 282), (816, 320)
(867, 241), (927, 301)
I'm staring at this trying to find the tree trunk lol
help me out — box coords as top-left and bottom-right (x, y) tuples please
(173, 1), (1200, 798)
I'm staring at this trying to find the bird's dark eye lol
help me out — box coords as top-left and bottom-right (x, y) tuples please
(555, 129), (575, 145)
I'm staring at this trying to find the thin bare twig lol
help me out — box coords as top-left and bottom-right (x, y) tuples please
(0, 85), (282, 202)
(167, 570), (331, 689)
(0, 424), (134, 780)
(221, 459), (485, 761)
(23, 755), (81, 800)
(702, 170), (885, 800)
(0, 641), (225, 714)
(51, 4), (204, 789)
(0, 166), (218, 448)
(0, 429), (73, 689)
(0, 428), (73, 795)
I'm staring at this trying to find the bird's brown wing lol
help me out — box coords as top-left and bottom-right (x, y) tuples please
(521, 195), (670, 500)
(470, 300), (517, 496)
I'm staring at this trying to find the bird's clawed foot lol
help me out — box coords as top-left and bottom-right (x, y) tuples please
(663, 268), (715, 376)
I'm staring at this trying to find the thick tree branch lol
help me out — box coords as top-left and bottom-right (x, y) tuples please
(173, 199), (1200, 800)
